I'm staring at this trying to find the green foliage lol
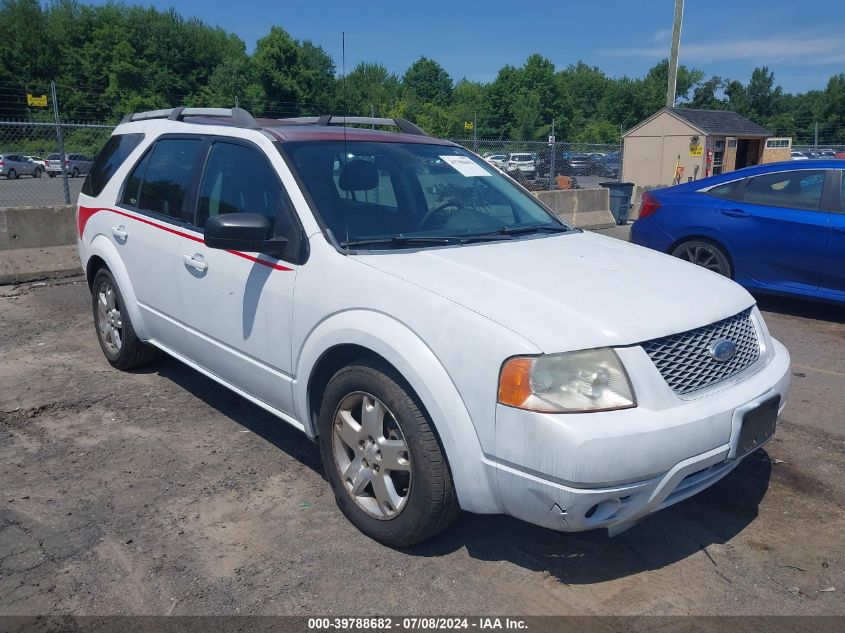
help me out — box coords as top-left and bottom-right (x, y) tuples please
(0, 0), (842, 144)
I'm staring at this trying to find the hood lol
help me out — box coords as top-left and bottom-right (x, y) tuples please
(352, 231), (754, 352)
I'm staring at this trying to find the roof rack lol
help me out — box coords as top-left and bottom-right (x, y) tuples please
(276, 116), (428, 136)
(119, 107), (259, 129)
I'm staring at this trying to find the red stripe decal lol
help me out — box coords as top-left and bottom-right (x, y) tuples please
(78, 206), (293, 272)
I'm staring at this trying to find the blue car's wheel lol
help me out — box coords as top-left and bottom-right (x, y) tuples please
(671, 240), (732, 278)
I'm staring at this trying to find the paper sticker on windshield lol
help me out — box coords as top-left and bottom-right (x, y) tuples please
(439, 155), (491, 177)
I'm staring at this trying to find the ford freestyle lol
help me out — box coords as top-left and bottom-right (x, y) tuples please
(77, 108), (791, 546)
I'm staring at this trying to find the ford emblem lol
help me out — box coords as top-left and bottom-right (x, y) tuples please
(709, 339), (737, 362)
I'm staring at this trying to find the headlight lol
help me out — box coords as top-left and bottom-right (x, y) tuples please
(497, 348), (636, 413)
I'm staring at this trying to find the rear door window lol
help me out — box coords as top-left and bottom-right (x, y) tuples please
(744, 170), (826, 211)
(121, 138), (203, 221)
(82, 133), (144, 197)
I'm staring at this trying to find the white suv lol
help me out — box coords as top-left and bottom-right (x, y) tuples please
(77, 108), (791, 546)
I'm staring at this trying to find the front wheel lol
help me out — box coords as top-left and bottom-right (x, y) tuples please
(318, 360), (460, 547)
(671, 240), (732, 278)
(7, 169), (16, 180)
(71, 167), (80, 178)
(33, 168), (42, 178)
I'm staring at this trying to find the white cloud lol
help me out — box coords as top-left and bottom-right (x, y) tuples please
(604, 31), (845, 66)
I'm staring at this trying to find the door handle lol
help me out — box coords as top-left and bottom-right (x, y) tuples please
(720, 209), (750, 218)
(111, 225), (128, 240)
(183, 254), (208, 272)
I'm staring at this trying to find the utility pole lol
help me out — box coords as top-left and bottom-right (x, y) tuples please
(473, 112), (477, 152)
(666, 0), (684, 109)
(50, 81), (70, 204)
(814, 122), (819, 149)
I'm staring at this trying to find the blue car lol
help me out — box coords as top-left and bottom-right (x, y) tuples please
(630, 160), (845, 305)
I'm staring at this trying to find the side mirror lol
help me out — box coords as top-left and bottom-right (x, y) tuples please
(204, 213), (287, 257)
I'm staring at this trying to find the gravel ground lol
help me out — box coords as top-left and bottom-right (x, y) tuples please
(1, 271), (844, 616)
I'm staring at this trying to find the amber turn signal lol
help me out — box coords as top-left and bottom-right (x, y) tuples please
(497, 357), (534, 408)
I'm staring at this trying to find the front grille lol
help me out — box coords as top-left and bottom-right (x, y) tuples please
(641, 309), (761, 396)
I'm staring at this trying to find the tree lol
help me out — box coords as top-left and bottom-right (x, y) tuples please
(746, 66), (782, 119)
(341, 63), (401, 116)
(252, 26), (302, 115)
(402, 57), (453, 107)
(689, 76), (725, 110)
(295, 41), (336, 113)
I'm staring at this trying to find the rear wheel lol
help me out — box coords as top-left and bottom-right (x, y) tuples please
(71, 167), (80, 178)
(318, 360), (460, 547)
(671, 240), (732, 278)
(92, 268), (156, 370)
(33, 168), (42, 178)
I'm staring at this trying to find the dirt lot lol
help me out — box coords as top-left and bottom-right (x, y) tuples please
(1, 275), (844, 616)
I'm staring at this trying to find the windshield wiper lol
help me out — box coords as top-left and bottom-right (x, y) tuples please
(340, 235), (460, 248)
(462, 224), (571, 241)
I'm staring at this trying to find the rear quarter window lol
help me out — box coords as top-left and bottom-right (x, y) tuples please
(81, 134), (144, 198)
(706, 179), (744, 201)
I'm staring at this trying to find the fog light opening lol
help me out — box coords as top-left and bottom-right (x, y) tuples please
(584, 498), (623, 523)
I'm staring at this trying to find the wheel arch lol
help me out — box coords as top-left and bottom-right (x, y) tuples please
(83, 236), (150, 340)
(295, 310), (502, 514)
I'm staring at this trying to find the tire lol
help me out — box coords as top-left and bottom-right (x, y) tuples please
(48, 172), (56, 178)
(7, 169), (16, 180)
(71, 167), (80, 178)
(318, 359), (460, 547)
(671, 239), (733, 278)
(91, 268), (156, 370)
(34, 168), (42, 178)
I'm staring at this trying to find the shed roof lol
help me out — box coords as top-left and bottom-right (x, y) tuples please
(624, 107), (772, 138)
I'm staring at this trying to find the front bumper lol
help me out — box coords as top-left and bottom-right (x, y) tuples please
(492, 338), (791, 533)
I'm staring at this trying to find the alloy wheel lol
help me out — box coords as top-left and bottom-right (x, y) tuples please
(676, 244), (727, 275)
(331, 392), (411, 519)
(96, 280), (123, 355)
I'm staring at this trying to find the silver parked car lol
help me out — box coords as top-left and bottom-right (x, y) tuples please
(0, 153), (44, 179)
(46, 153), (93, 178)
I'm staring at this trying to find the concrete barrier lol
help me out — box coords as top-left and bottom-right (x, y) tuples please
(535, 189), (616, 229)
(0, 191), (618, 284)
(0, 205), (77, 250)
(0, 206), (80, 284)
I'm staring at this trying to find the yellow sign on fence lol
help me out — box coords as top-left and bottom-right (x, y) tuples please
(464, 121), (474, 131)
(27, 93), (48, 107)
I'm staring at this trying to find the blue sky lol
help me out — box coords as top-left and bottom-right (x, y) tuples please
(86, 0), (844, 93)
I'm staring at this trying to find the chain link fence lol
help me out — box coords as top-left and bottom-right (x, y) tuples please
(1, 119), (623, 209)
(448, 139), (623, 191)
(0, 120), (113, 208)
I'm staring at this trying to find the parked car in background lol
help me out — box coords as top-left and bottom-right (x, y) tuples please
(25, 155), (46, 167)
(46, 153), (93, 178)
(594, 152), (622, 178)
(836, 150), (845, 160)
(483, 153), (508, 169)
(506, 152), (536, 174)
(631, 160), (845, 305)
(565, 153), (598, 176)
(77, 106), (791, 546)
(790, 151), (808, 160)
(0, 153), (43, 178)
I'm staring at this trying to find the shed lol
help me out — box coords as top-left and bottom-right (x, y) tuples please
(622, 108), (773, 187)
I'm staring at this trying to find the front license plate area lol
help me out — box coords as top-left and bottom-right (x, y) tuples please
(736, 395), (780, 458)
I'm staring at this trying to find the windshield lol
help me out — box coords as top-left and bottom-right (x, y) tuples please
(282, 141), (567, 248)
